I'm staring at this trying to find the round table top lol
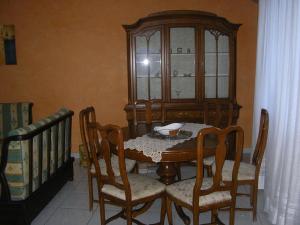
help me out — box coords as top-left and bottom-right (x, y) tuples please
(122, 123), (216, 163)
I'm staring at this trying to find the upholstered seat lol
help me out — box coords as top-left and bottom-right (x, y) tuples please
(166, 126), (244, 225)
(90, 155), (136, 176)
(3, 107), (73, 200)
(213, 160), (256, 181)
(212, 109), (269, 221)
(87, 123), (166, 225)
(203, 156), (215, 166)
(192, 156), (215, 166)
(79, 106), (137, 211)
(166, 178), (231, 207)
(102, 173), (165, 201)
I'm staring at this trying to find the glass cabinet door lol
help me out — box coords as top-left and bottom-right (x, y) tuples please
(135, 30), (161, 100)
(204, 29), (230, 99)
(170, 27), (196, 99)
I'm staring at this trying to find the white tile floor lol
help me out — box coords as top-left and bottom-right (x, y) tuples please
(32, 160), (272, 225)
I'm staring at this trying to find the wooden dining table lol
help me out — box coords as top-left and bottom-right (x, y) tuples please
(122, 123), (217, 225)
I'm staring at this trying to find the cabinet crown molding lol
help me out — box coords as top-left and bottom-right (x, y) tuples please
(123, 10), (241, 31)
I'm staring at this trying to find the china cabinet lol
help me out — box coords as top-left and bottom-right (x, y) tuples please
(123, 10), (241, 127)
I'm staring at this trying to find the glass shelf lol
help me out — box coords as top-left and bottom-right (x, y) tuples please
(137, 76), (161, 78)
(204, 74), (229, 77)
(136, 52), (161, 55)
(205, 51), (229, 53)
(171, 75), (195, 77)
(136, 61), (161, 63)
(205, 52), (229, 55)
(170, 53), (195, 55)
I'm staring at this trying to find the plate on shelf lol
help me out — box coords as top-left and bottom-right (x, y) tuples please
(148, 130), (193, 140)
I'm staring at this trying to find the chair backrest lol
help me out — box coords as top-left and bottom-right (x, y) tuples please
(203, 102), (233, 128)
(87, 122), (131, 200)
(79, 107), (96, 166)
(133, 100), (165, 125)
(193, 126), (244, 206)
(252, 109), (269, 169)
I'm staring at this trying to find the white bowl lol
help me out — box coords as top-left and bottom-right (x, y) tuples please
(153, 123), (184, 136)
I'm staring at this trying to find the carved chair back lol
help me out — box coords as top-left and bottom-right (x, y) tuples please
(193, 126), (244, 207)
(87, 123), (131, 200)
(79, 107), (97, 166)
(133, 100), (165, 125)
(251, 109), (269, 170)
(203, 102), (233, 128)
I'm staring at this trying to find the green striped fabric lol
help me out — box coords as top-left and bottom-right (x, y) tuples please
(5, 108), (72, 200)
(0, 102), (32, 139)
(0, 102), (32, 166)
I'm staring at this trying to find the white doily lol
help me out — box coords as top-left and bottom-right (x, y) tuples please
(124, 123), (211, 162)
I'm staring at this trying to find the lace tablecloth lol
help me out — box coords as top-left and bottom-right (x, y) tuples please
(124, 123), (211, 162)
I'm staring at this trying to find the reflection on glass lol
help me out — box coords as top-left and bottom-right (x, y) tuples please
(142, 58), (149, 65)
(135, 30), (161, 100)
(170, 27), (196, 99)
(204, 30), (229, 98)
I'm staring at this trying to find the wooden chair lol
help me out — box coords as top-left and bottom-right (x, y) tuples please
(87, 122), (166, 225)
(203, 102), (234, 176)
(132, 100), (166, 173)
(132, 99), (166, 126)
(215, 109), (269, 221)
(166, 126), (244, 225)
(203, 102), (233, 128)
(79, 107), (137, 211)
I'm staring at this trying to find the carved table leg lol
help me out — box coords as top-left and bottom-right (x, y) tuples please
(156, 162), (191, 225)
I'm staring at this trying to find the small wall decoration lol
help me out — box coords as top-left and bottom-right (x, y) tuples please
(0, 25), (17, 65)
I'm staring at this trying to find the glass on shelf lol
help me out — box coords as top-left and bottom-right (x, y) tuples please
(183, 73), (192, 77)
(175, 90), (182, 98)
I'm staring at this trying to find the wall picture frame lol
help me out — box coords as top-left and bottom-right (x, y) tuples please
(0, 25), (17, 65)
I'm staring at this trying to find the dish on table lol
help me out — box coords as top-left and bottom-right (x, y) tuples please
(148, 130), (192, 140)
(153, 123), (184, 136)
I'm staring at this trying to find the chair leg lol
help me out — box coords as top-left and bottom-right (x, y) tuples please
(160, 196), (166, 225)
(250, 184), (254, 206)
(193, 210), (199, 225)
(175, 163), (182, 181)
(99, 195), (106, 225)
(211, 209), (217, 224)
(207, 165), (213, 177)
(229, 205), (235, 225)
(166, 197), (173, 225)
(126, 205), (132, 225)
(252, 184), (258, 221)
(88, 173), (94, 211)
(133, 163), (139, 174)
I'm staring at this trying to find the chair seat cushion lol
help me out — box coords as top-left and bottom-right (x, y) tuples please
(213, 160), (256, 181)
(203, 156), (215, 166)
(166, 178), (231, 207)
(101, 174), (165, 201)
(191, 156), (215, 166)
(90, 154), (136, 176)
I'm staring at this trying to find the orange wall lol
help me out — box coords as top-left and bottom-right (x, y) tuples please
(0, 0), (258, 150)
